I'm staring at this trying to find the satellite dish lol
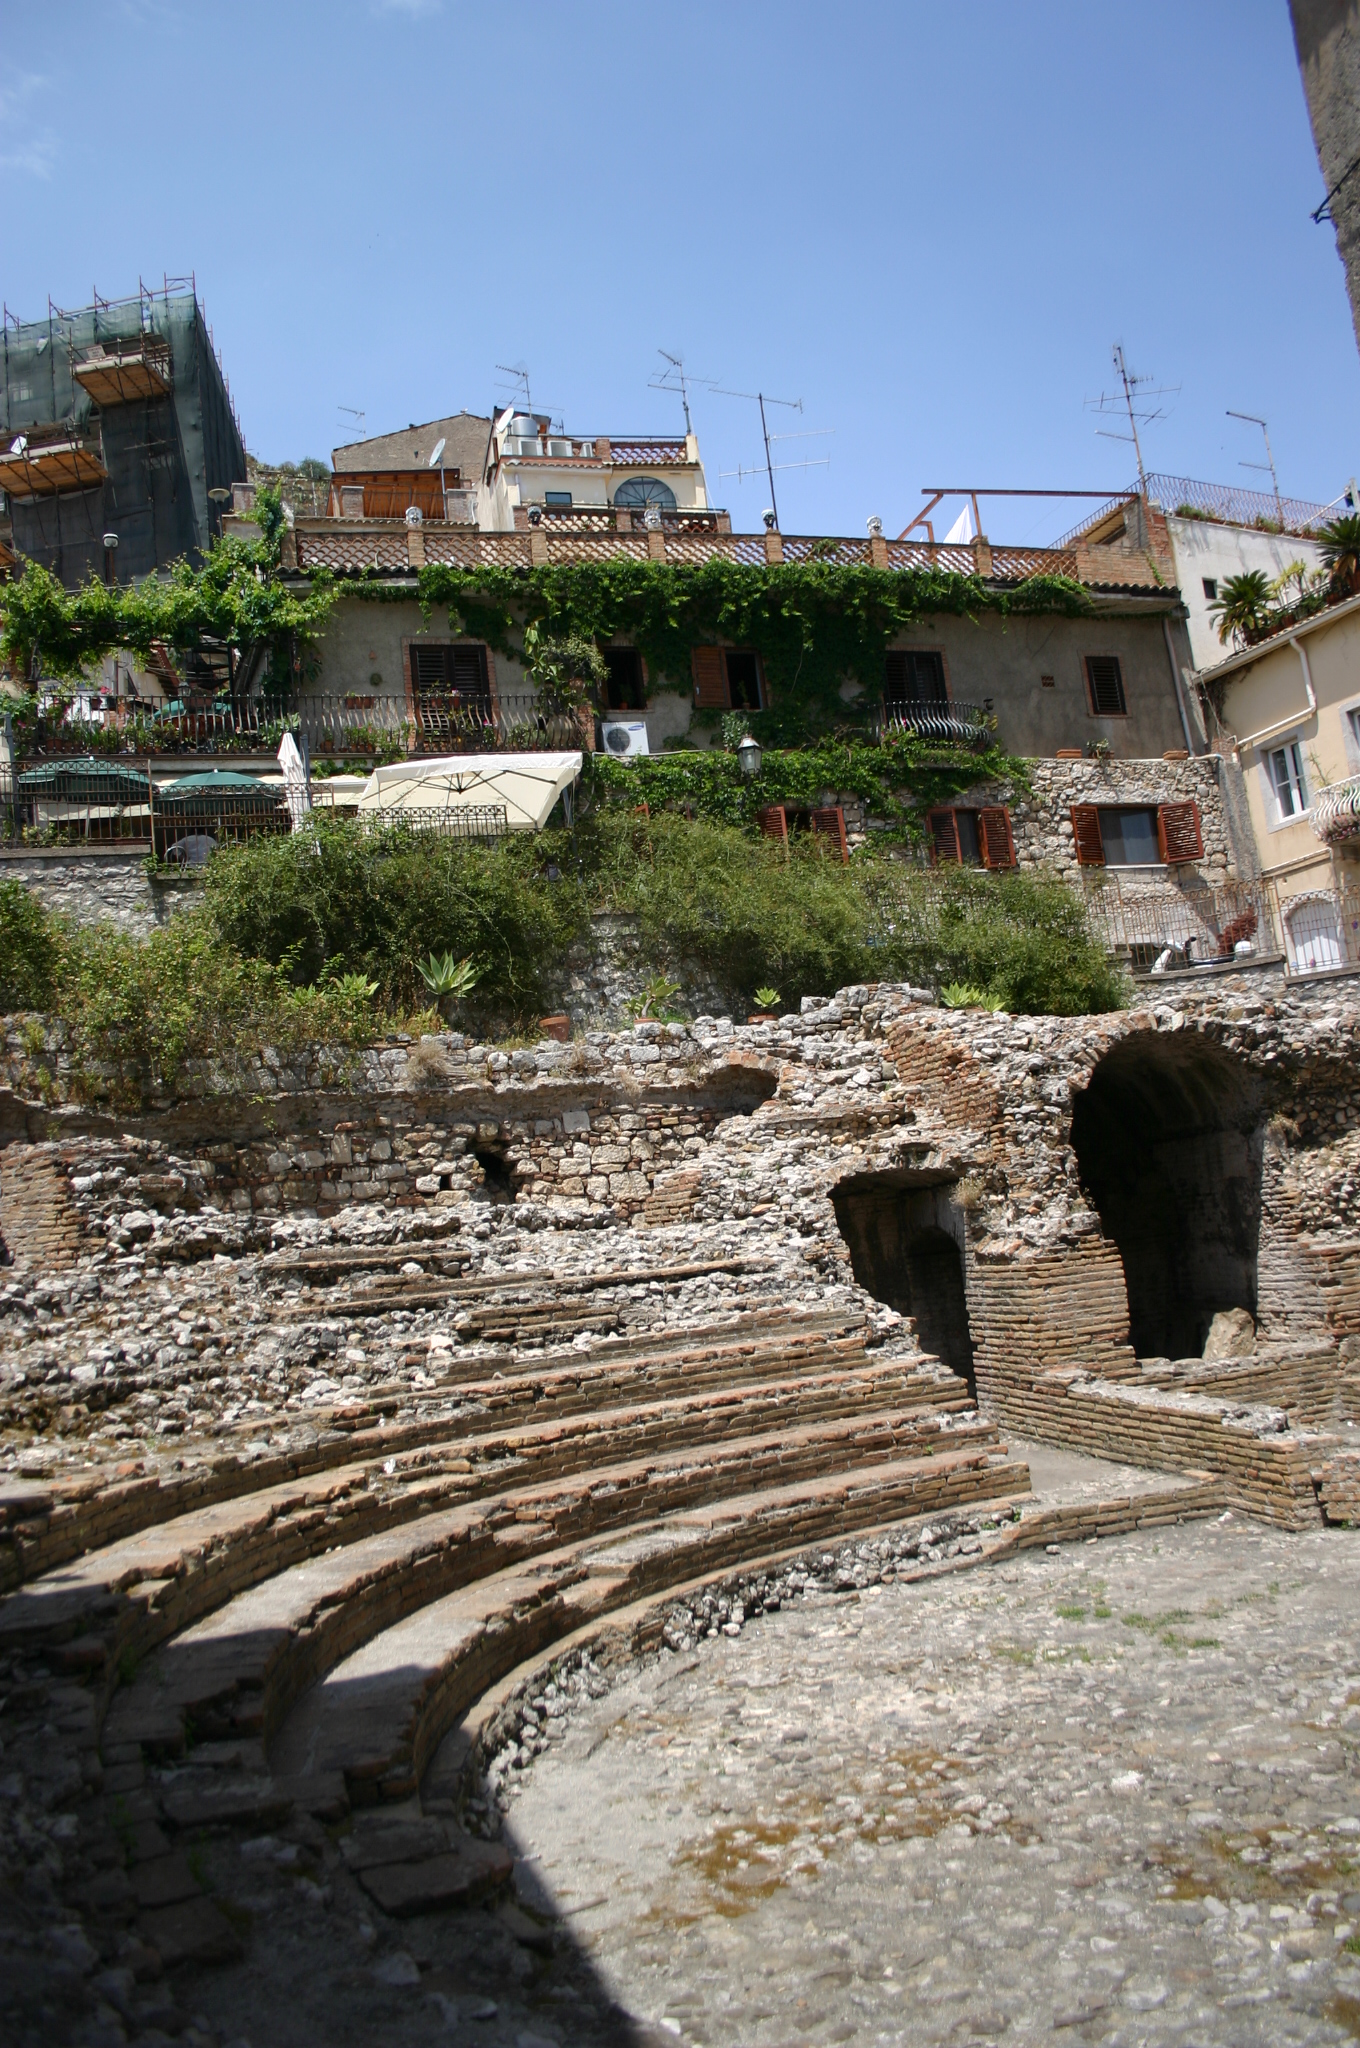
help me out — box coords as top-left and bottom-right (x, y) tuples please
(428, 438), (446, 469)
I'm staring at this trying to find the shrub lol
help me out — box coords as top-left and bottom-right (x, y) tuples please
(0, 880), (62, 1011)
(200, 819), (590, 1015)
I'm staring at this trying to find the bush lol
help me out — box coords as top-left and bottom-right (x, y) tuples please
(0, 880), (62, 1011)
(200, 819), (590, 1015)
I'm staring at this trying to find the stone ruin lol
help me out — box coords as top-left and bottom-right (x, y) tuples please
(0, 978), (1358, 2042)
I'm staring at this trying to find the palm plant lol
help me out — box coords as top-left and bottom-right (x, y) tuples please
(1209, 570), (1274, 647)
(1320, 514), (1360, 598)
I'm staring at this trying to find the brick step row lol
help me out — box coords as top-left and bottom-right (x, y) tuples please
(100, 1409), (1012, 1767)
(266, 1444), (1032, 1806)
(0, 1307), (873, 1589)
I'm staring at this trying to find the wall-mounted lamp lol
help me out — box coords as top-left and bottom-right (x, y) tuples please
(102, 531), (118, 588)
(736, 734), (763, 778)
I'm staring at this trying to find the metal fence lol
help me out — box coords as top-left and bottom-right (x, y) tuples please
(876, 700), (994, 745)
(7, 691), (594, 763)
(1277, 889), (1360, 975)
(1081, 872), (1281, 971)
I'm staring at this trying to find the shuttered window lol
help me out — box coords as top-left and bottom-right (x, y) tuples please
(1070, 804), (1105, 865)
(885, 649), (948, 706)
(927, 806), (1015, 868)
(410, 642), (491, 715)
(1156, 800), (1204, 863)
(1084, 655), (1127, 716)
(690, 647), (765, 710)
(763, 804), (849, 863)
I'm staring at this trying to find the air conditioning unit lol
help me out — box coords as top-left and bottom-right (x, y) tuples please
(601, 718), (650, 759)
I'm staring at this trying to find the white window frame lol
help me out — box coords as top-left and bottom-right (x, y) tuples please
(1261, 736), (1310, 830)
(1341, 696), (1360, 776)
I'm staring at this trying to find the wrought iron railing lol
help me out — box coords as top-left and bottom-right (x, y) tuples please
(1081, 872), (1280, 971)
(875, 699), (995, 744)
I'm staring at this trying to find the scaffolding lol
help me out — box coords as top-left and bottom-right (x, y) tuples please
(0, 276), (246, 589)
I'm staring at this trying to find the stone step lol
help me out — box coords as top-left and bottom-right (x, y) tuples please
(98, 1402), (1008, 1758)
(266, 1443), (1032, 1803)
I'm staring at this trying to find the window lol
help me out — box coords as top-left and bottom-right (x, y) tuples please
(1285, 895), (1343, 973)
(604, 648), (646, 711)
(1069, 801), (1204, 866)
(927, 806), (1015, 868)
(885, 649), (948, 706)
(1202, 577), (1218, 600)
(1084, 654), (1127, 717)
(614, 476), (677, 511)
(1346, 705), (1360, 769)
(544, 490), (572, 507)
(1098, 806), (1160, 865)
(1266, 741), (1308, 822)
(409, 642), (491, 733)
(692, 646), (765, 710)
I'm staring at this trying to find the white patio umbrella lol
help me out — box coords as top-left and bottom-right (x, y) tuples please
(355, 752), (582, 832)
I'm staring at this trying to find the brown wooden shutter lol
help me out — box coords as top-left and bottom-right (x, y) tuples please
(756, 804), (788, 846)
(978, 806), (1015, 868)
(691, 645), (728, 709)
(1070, 805), (1105, 865)
(1157, 800), (1203, 864)
(927, 808), (961, 864)
(809, 805), (849, 864)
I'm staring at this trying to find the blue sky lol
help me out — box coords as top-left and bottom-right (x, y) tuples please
(3, 1), (1354, 542)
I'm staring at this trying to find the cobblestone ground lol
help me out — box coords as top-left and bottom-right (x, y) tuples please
(504, 1520), (1360, 2048)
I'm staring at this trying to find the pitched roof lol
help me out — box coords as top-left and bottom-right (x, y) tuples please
(332, 413), (492, 483)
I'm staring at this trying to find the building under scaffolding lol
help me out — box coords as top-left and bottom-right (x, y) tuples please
(0, 277), (246, 590)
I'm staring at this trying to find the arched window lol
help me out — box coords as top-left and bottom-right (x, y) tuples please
(613, 476), (677, 511)
(1284, 894), (1342, 973)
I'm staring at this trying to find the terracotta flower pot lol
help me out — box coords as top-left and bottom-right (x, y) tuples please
(539, 1014), (571, 1043)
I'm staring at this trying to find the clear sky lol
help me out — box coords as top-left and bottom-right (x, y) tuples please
(3, 1), (1355, 542)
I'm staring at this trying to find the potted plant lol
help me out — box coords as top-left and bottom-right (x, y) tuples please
(749, 985), (782, 1023)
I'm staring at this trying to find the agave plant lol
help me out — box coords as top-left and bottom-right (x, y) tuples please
(1320, 513), (1360, 598)
(753, 985), (781, 1012)
(1209, 570), (1274, 647)
(416, 953), (483, 1020)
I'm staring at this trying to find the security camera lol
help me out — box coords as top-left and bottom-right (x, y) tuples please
(762, 509), (777, 531)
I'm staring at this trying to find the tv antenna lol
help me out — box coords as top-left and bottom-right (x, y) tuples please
(1085, 344), (1177, 493)
(711, 386), (829, 530)
(495, 363), (533, 412)
(337, 405), (366, 440)
(1226, 409), (1284, 527)
(650, 349), (712, 434)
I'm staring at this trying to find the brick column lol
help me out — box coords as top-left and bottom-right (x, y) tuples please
(869, 534), (889, 569)
(647, 528), (667, 562)
(407, 526), (426, 569)
(764, 530), (785, 564)
(530, 530), (549, 566)
(974, 536), (992, 577)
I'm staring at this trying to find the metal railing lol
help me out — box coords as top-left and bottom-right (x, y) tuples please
(1277, 888), (1360, 975)
(1081, 872), (1280, 970)
(7, 691), (595, 762)
(876, 699), (995, 744)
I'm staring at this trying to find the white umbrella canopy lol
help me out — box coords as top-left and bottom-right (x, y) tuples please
(355, 752), (582, 833)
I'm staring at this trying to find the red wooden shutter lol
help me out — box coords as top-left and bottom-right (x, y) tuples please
(691, 646), (728, 709)
(927, 808), (961, 864)
(1070, 805), (1105, 865)
(809, 805), (849, 864)
(978, 806), (1015, 868)
(756, 804), (788, 846)
(1157, 800), (1203, 864)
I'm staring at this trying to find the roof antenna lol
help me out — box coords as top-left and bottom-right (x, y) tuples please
(495, 363), (532, 413)
(1226, 410), (1284, 529)
(651, 349), (704, 434)
(1085, 343), (1178, 495)
(711, 384), (831, 531)
(337, 405), (366, 440)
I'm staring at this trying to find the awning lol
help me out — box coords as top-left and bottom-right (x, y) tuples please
(356, 752), (582, 832)
(17, 758), (151, 805)
(156, 771), (284, 813)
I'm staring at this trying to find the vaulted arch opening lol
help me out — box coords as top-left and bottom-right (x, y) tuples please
(1069, 1033), (1265, 1360)
(830, 1173), (976, 1396)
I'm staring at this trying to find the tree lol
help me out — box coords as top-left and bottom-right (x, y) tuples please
(1320, 513), (1360, 599)
(1209, 570), (1274, 648)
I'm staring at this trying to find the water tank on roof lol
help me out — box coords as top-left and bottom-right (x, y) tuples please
(510, 414), (536, 439)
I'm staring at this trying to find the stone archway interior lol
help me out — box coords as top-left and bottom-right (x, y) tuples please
(1069, 1033), (1265, 1360)
(830, 1175), (976, 1396)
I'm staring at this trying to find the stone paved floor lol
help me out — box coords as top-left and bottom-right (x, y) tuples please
(506, 1519), (1360, 2048)
(169, 1517), (1360, 2048)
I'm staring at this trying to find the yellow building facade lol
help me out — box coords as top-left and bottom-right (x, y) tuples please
(1199, 593), (1360, 972)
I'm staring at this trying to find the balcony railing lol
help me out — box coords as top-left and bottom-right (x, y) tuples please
(1312, 773), (1360, 843)
(1081, 872), (1281, 970)
(876, 699), (995, 744)
(518, 504), (731, 535)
